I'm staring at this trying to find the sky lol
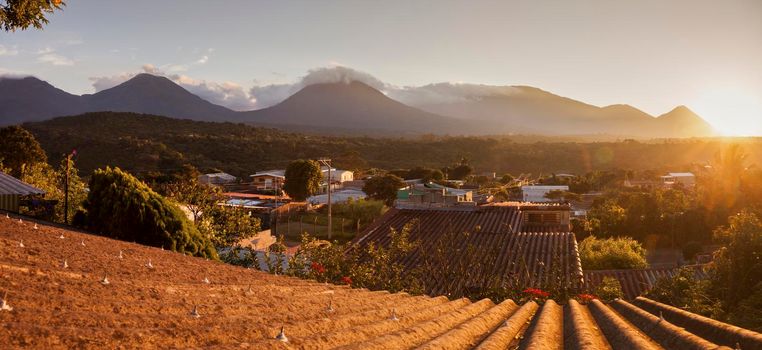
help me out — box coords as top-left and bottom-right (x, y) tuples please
(1, 0), (760, 135)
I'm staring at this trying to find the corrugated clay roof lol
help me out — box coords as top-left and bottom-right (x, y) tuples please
(2, 215), (761, 349)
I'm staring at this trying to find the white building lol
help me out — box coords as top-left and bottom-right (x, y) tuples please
(660, 172), (696, 187)
(521, 185), (570, 203)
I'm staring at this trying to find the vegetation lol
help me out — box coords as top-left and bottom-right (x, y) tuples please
(79, 167), (217, 259)
(594, 277), (624, 302)
(1, 0), (64, 31)
(579, 236), (648, 270)
(283, 159), (322, 201)
(363, 174), (405, 206)
(0, 125), (48, 177)
(161, 172), (261, 248)
(646, 211), (762, 330)
(25, 113), (762, 181)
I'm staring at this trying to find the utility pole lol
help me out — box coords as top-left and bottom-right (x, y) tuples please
(317, 158), (332, 240)
(63, 150), (75, 225)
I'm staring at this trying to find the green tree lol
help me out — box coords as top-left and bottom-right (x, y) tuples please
(587, 200), (626, 237)
(81, 167), (217, 259)
(1, 0), (64, 31)
(363, 174), (405, 206)
(198, 205), (261, 247)
(645, 267), (719, 317)
(449, 158), (473, 180)
(283, 159), (322, 201)
(0, 125), (47, 177)
(579, 236), (648, 270)
(711, 211), (762, 318)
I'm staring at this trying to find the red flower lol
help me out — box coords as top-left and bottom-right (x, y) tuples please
(310, 262), (326, 274)
(577, 294), (597, 303)
(522, 288), (550, 298)
(340, 276), (352, 285)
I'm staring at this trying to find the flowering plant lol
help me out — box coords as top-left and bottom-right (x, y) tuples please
(340, 276), (352, 285)
(523, 288), (550, 299)
(310, 262), (326, 274)
(576, 293), (598, 303)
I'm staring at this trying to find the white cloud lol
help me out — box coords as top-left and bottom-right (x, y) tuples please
(247, 66), (520, 108)
(0, 45), (19, 57)
(248, 66), (389, 108)
(388, 83), (520, 106)
(37, 53), (75, 66)
(88, 65), (522, 111)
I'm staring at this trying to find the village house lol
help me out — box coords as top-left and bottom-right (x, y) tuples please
(0, 171), (45, 213)
(396, 182), (474, 208)
(249, 170), (285, 191)
(660, 172), (696, 188)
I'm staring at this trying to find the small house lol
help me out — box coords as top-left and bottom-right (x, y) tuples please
(0, 171), (45, 213)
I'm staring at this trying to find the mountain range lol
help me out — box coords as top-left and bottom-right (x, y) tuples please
(0, 73), (715, 137)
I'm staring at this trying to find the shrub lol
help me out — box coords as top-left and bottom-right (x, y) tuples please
(594, 277), (624, 302)
(579, 236), (648, 270)
(82, 167), (217, 259)
(645, 267), (719, 317)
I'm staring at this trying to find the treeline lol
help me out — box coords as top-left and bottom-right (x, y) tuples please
(23, 112), (762, 179)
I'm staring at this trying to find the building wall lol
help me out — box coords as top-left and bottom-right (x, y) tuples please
(251, 175), (284, 190)
(0, 194), (20, 213)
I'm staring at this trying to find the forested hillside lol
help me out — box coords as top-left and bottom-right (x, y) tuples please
(23, 112), (762, 178)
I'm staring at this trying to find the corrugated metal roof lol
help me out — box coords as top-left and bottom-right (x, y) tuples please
(0, 171), (44, 196)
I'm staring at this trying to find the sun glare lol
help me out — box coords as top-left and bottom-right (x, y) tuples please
(690, 87), (762, 137)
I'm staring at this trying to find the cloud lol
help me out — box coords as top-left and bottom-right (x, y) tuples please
(0, 45), (19, 56)
(89, 65), (522, 111)
(388, 83), (520, 106)
(248, 66), (389, 108)
(89, 65), (256, 111)
(37, 53), (75, 66)
(247, 66), (519, 108)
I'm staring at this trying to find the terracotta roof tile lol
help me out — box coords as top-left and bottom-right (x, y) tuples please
(2, 212), (760, 349)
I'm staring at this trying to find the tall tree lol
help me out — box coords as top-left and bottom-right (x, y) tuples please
(1, 0), (64, 31)
(363, 174), (405, 206)
(82, 167), (217, 259)
(0, 125), (47, 177)
(283, 159), (322, 201)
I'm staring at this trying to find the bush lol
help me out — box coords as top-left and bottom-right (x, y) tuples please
(594, 277), (624, 301)
(82, 167), (217, 259)
(579, 236), (648, 270)
(645, 267), (719, 317)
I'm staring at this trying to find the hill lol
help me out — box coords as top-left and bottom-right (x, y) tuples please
(83, 73), (238, 122)
(0, 74), (237, 125)
(411, 86), (714, 137)
(2, 213), (761, 348)
(1, 74), (715, 138)
(21, 112), (762, 179)
(239, 81), (472, 135)
(0, 77), (86, 125)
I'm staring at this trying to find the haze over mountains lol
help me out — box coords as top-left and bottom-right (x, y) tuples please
(0, 70), (715, 138)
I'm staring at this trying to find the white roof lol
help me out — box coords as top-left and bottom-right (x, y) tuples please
(521, 185), (569, 190)
(667, 172), (694, 177)
(202, 172), (236, 180)
(250, 170), (285, 178)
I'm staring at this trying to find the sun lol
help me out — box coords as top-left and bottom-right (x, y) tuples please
(690, 86), (762, 136)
